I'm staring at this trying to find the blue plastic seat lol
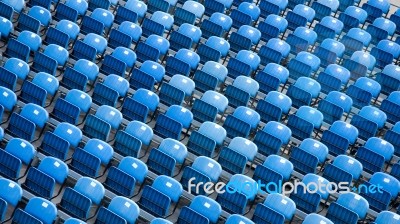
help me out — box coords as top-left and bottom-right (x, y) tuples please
(202, 61), (227, 83)
(13, 197), (57, 224)
(204, 36), (230, 59)
(0, 86), (16, 116)
(28, 6), (51, 28)
(60, 177), (105, 220)
(55, 20), (79, 41)
(53, 122), (82, 148)
(351, 106), (387, 140)
(339, 6), (367, 32)
(209, 12), (232, 32)
(198, 121), (226, 146)
(0, 138), (35, 180)
(83, 33), (107, 56)
(256, 193), (296, 222)
(177, 23), (201, 44)
(0, 178), (22, 221)
(17, 30), (41, 53)
(103, 74), (129, 97)
(182, 0), (205, 18)
(227, 215), (254, 224)
(217, 174), (257, 214)
(125, 0), (147, 18)
(91, 8), (114, 30)
(65, 0), (87, 15)
(287, 106), (323, 141)
(139, 175), (183, 217)
(329, 120), (359, 145)
(303, 214), (333, 224)
(118, 21), (142, 43)
(146, 34), (170, 56)
(287, 77), (320, 108)
(169, 74), (195, 97)
(374, 211), (400, 224)
(327, 155), (363, 182)
(148, 138), (187, 175)
(326, 192), (368, 224)
(367, 17), (396, 45)
(180, 196), (221, 223)
(325, 64), (350, 85)
(124, 121), (153, 148)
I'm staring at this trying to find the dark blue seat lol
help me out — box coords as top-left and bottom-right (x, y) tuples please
(193, 71), (218, 93)
(286, 11), (307, 31)
(289, 147), (319, 175)
(200, 19), (224, 39)
(258, 21), (280, 43)
(39, 132), (70, 160)
(141, 18), (165, 38)
(43, 27), (69, 49)
(0, 67), (17, 91)
(16, 13), (41, 33)
(204, 0), (225, 16)
(19, 81), (47, 107)
(355, 147), (385, 174)
(92, 83), (119, 107)
(174, 8), (196, 26)
(108, 29), (132, 49)
(71, 40), (97, 62)
(154, 114), (183, 140)
(61, 67), (88, 91)
(222, 115), (251, 139)
(115, 6), (138, 24)
(230, 9), (252, 29)
(136, 42), (161, 63)
(169, 31), (193, 52)
(165, 56), (191, 77)
(158, 83), (185, 107)
(316, 72), (342, 94)
(3, 39), (30, 63)
(121, 97), (149, 123)
(31, 52), (57, 76)
(54, 3), (78, 22)
(100, 55), (127, 77)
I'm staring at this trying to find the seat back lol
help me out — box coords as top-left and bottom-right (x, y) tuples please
(61, 67), (88, 91)
(343, 59), (368, 81)
(60, 187), (92, 220)
(289, 147), (319, 175)
(229, 32), (252, 54)
(192, 99), (218, 123)
(154, 114), (183, 140)
(371, 47), (394, 69)
(92, 83), (119, 107)
(197, 44), (222, 64)
(4, 39), (30, 62)
(225, 85), (250, 108)
(200, 19), (223, 39)
(317, 99), (344, 124)
(71, 40), (97, 61)
(139, 186), (171, 217)
(44, 27), (69, 49)
(322, 164), (353, 185)
(286, 34), (309, 55)
(16, 13), (41, 33)
(355, 147), (385, 174)
(320, 130), (350, 156)
(216, 185), (248, 214)
(227, 58), (252, 79)
(174, 8), (196, 26)
(159, 83), (185, 106)
(52, 98), (81, 125)
(350, 114), (378, 141)
(316, 72), (342, 94)
(286, 115), (313, 141)
(114, 130), (142, 157)
(165, 56), (191, 77)
(40, 131), (70, 160)
(31, 52), (57, 76)
(141, 18), (165, 38)
(230, 9), (252, 29)
(290, 184), (321, 214)
(130, 69), (156, 91)
(12, 209), (42, 224)
(96, 207), (127, 224)
(169, 31), (193, 52)
(326, 202), (359, 224)
(8, 113), (36, 141)
(181, 167), (212, 195)
(115, 6), (138, 24)
(108, 29), (132, 49)
(25, 168), (55, 198)
(288, 59), (313, 80)
(100, 55), (127, 77)
(286, 11), (307, 31)
(253, 130), (282, 156)
(222, 115), (251, 138)
(252, 203), (285, 224)
(218, 147), (247, 174)
(0, 67), (17, 91)
(20, 81), (47, 107)
(259, 46), (283, 66)
(121, 98), (149, 122)
(376, 72), (400, 95)
(177, 207), (209, 224)
(286, 85), (312, 109)
(380, 99), (400, 125)
(83, 114), (111, 141)
(54, 3), (78, 22)
(70, 147), (102, 177)
(0, 150), (22, 180)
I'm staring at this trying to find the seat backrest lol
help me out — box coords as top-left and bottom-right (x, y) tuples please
(4, 39), (30, 63)
(71, 40), (97, 61)
(108, 29), (132, 49)
(31, 52), (57, 76)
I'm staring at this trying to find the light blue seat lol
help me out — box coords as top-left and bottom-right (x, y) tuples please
(132, 88), (159, 112)
(365, 137), (394, 162)
(226, 214), (254, 224)
(5, 138), (35, 165)
(330, 121), (359, 144)
(17, 31), (41, 52)
(191, 156), (222, 182)
(368, 0), (390, 14)
(345, 6), (368, 24)
(209, 12), (232, 31)
(38, 157), (69, 184)
(293, 27), (317, 45)
(296, 106), (323, 129)
(24, 197), (57, 224)
(83, 33), (107, 54)
(95, 105), (123, 130)
(375, 211), (400, 224)
(303, 213), (333, 224)
(140, 60), (165, 83)
(64, 218), (86, 224)
(202, 61), (227, 82)
(84, 139), (114, 165)
(178, 23), (201, 43)
(112, 47), (136, 68)
(263, 63), (289, 84)
(227, 174), (258, 200)
(293, 4), (315, 22)
(206, 36), (230, 57)
(351, 51), (376, 71)
(2, 0), (24, 13)
(354, 77), (381, 98)
(238, 2), (260, 21)
(233, 76), (259, 98)
(65, 0), (87, 15)
(296, 51), (321, 71)
(91, 8), (114, 29)
(125, 120), (153, 146)
(159, 138), (187, 164)
(20, 103), (48, 129)
(236, 50), (260, 71)
(65, 89), (92, 113)
(302, 173), (331, 200)
(56, 20), (80, 40)
(43, 44), (69, 66)
(28, 6), (51, 27)
(54, 122), (82, 148)
(118, 157), (148, 184)
(263, 121), (292, 144)
(74, 177), (105, 205)
(151, 218), (173, 224)
(265, 14), (287, 33)
(118, 21), (142, 43)
(299, 138), (328, 163)
(169, 74), (195, 96)
(373, 17), (396, 36)
(175, 49), (200, 70)
(4, 58), (29, 80)
(325, 91), (353, 113)
(347, 28), (372, 46)
(263, 155), (293, 181)
(201, 91), (228, 113)
(152, 175), (183, 203)
(228, 137), (257, 161)
(318, 0), (339, 11)
(377, 40), (400, 58)
(125, 0), (147, 18)
(145, 34), (170, 55)
(325, 64), (350, 84)
(182, 1), (205, 18)
(189, 196), (221, 223)
(215, 0), (232, 8)
(336, 192), (369, 220)
(32, 72), (59, 96)
(0, 86), (16, 111)
(165, 105), (193, 129)
(359, 106), (387, 129)
(198, 121), (226, 146)
(321, 39), (345, 58)
(333, 155), (363, 180)
(108, 196), (140, 224)
(103, 74), (130, 97)
(233, 106), (260, 129)
(266, 38), (290, 57)
(320, 16), (344, 34)
(74, 59), (99, 81)
(264, 193), (296, 220)
(294, 77), (321, 98)
(151, 11), (174, 31)
(383, 64), (400, 78)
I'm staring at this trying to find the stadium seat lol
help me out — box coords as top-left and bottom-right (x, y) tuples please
(178, 195), (221, 223)
(0, 178), (22, 222)
(12, 197), (57, 224)
(0, 138), (35, 180)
